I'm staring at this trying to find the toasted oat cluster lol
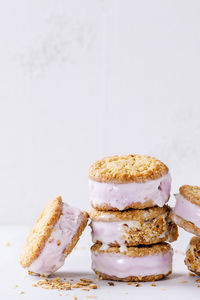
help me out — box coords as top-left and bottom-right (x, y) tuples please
(120, 214), (177, 246)
(185, 237), (200, 275)
(88, 154), (169, 183)
(180, 185), (200, 206)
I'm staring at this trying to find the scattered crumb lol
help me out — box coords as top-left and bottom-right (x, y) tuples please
(13, 284), (19, 289)
(188, 272), (195, 277)
(127, 282), (132, 285)
(161, 288), (166, 291)
(73, 297), (77, 300)
(3, 241), (10, 246)
(86, 296), (96, 299)
(151, 283), (157, 287)
(80, 279), (94, 284)
(134, 282), (141, 287)
(32, 284), (37, 287)
(33, 277), (97, 291)
(82, 288), (90, 291)
(88, 284), (97, 289)
(179, 281), (188, 284)
(196, 279), (200, 283)
(59, 294), (62, 296)
(19, 291), (24, 294)
(108, 282), (114, 286)
(57, 240), (61, 246)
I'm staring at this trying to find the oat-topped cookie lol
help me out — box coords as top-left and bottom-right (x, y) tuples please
(20, 196), (88, 276)
(89, 154), (168, 184)
(89, 206), (178, 247)
(88, 154), (171, 210)
(185, 237), (200, 276)
(170, 185), (200, 236)
(180, 185), (200, 206)
(91, 242), (173, 282)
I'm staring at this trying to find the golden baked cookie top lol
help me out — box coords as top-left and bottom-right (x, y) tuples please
(88, 154), (169, 183)
(91, 242), (171, 257)
(20, 196), (63, 268)
(180, 185), (200, 206)
(89, 205), (170, 222)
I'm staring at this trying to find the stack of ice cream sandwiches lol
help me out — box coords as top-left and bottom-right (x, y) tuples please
(88, 154), (178, 282)
(171, 185), (200, 275)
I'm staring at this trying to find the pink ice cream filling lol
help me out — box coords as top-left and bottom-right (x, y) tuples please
(91, 249), (173, 278)
(173, 194), (200, 228)
(91, 218), (167, 246)
(28, 203), (83, 276)
(89, 173), (171, 210)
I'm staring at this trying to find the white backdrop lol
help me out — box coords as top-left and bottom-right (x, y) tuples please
(1, 0), (200, 225)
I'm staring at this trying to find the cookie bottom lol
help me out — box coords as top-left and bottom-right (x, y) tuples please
(170, 212), (200, 236)
(91, 200), (165, 211)
(93, 270), (172, 282)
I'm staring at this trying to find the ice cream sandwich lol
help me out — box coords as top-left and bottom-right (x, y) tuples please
(91, 242), (173, 281)
(170, 185), (200, 236)
(89, 206), (178, 247)
(20, 196), (88, 276)
(89, 155), (171, 210)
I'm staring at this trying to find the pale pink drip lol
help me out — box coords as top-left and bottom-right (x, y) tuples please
(173, 194), (200, 227)
(89, 173), (171, 210)
(91, 250), (173, 278)
(28, 203), (83, 276)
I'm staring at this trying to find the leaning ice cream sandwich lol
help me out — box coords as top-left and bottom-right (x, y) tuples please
(170, 185), (200, 236)
(88, 155), (171, 210)
(89, 206), (178, 247)
(185, 236), (200, 276)
(91, 242), (173, 282)
(20, 196), (88, 276)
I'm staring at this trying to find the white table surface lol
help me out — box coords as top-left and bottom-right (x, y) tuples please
(1, 225), (200, 300)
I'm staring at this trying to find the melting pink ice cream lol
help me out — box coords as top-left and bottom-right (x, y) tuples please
(28, 203), (84, 276)
(173, 194), (200, 227)
(89, 173), (171, 210)
(91, 249), (173, 278)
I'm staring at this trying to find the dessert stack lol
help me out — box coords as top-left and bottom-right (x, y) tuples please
(88, 155), (178, 282)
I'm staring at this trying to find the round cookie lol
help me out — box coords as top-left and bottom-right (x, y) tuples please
(20, 196), (88, 276)
(170, 185), (200, 236)
(88, 154), (171, 210)
(89, 206), (178, 247)
(185, 237), (200, 276)
(91, 242), (173, 282)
